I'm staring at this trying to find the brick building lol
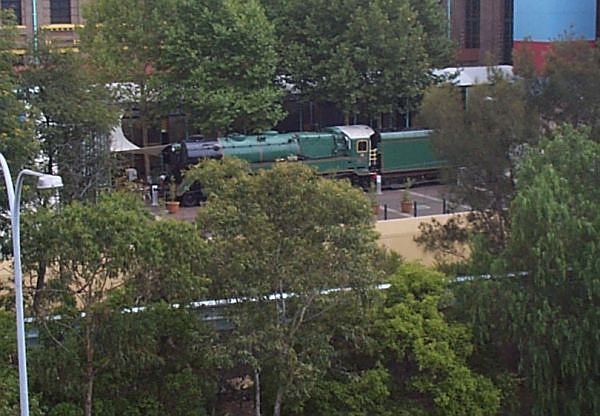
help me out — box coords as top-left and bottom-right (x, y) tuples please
(441, 0), (513, 66)
(4, 0), (599, 65)
(443, 0), (599, 68)
(1, 0), (86, 51)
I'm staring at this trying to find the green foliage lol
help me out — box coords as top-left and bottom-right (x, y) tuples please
(80, 0), (178, 179)
(303, 264), (500, 416)
(308, 366), (392, 416)
(127, 219), (210, 303)
(0, 11), (37, 173)
(0, 11), (37, 241)
(195, 161), (383, 413)
(378, 264), (500, 416)
(268, 0), (453, 122)
(43, 193), (153, 308)
(23, 194), (215, 414)
(160, 0), (284, 134)
(517, 38), (600, 138)
(31, 305), (221, 416)
(22, 46), (118, 203)
(80, 0), (175, 85)
(458, 126), (600, 415)
(0, 311), (43, 415)
(417, 73), (539, 258)
(183, 157), (251, 199)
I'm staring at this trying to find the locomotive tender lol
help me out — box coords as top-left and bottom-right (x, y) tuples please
(162, 125), (443, 206)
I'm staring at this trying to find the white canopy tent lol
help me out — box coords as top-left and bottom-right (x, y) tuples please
(109, 124), (168, 156)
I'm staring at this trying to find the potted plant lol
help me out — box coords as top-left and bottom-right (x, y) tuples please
(165, 178), (180, 214)
(400, 179), (413, 214)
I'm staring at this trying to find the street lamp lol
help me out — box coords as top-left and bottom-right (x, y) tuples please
(0, 153), (63, 416)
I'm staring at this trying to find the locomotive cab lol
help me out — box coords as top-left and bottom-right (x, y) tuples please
(321, 125), (377, 188)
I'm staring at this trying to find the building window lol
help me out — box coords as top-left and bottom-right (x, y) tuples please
(50, 0), (71, 24)
(465, 0), (480, 49)
(1, 0), (22, 25)
(503, 0), (514, 64)
(597, 0), (600, 40)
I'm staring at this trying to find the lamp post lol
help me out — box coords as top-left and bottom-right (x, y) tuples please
(0, 153), (63, 416)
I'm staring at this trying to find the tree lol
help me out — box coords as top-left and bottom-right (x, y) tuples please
(417, 72), (539, 259)
(455, 126), (600, 415)
(267, 0), (453, 125)
(22, 45), (118, 202)
(0, 11), (37, 164)
(0, 11), (39, 261)
(192, 159), (383, 416)
(159, 0), (284, 135)
(304, 263), (500, 416)
(0, 11), (38, 207)
(0, 311), (43, 415)
(30, 304), (224, 416)
(35, 193), (156, 416)
(516, 38), (600, 138)
(20, 193), (209, 415)
(80, 0), (177, 180)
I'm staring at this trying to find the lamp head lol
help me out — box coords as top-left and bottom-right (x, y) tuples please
(36, 174), (63, 190)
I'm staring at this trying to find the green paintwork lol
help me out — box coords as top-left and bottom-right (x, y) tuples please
(219, 131), (300, 163)
(219, 127), (372, 177)
(379, 130), (444, 173)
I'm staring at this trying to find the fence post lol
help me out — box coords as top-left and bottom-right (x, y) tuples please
(384, 204), (388, 220)
(442, 198), (447, 214)
(413, 201), (417, 217)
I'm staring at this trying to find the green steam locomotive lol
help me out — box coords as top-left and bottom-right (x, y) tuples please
(162, 125), (443, 206)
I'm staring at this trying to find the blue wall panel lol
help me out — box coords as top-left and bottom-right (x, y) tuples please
(514, 0), (596, 41)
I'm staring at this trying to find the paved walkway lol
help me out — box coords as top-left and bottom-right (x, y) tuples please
(147, 184), (467, 222)
(374, 184), (468, 220)
(148, 204), (199, 222)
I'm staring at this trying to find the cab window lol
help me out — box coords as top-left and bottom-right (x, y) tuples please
(356, 140), (368, 152)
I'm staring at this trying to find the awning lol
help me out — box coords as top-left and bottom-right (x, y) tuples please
(433, 65), (514, 87)
(110, 125), (139, 152)
(109, 125), (169, 156)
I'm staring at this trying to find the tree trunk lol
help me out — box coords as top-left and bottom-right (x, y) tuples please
(142, 121), (150, 183)
(140, 82), (151, 183)
(32, 260), (46, 315)
(254, 368), (261, 416)
(273, 386), (284, 416)
(84, 324), (95, 416)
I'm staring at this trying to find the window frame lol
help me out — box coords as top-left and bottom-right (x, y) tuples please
(1, 0), (22, 25)
(50, 0), (71, 24)
(356, 140), (369, 153)
(465, 0), (480, 49)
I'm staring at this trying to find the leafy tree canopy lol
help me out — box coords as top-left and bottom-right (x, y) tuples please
(417, 72), (539, 259)
(192, 159), (382, 415)
(456, 126), (600, 415)
(305, 263), (500, 416)
(159, 0), (284, 135)
(0, 11), (37, 196)
(20, 192), (212, 415)
(0, 311), (43, 415)
(516, 38), (600, 138)
(267, 0), (454, 122)
(22, 46), (118, 202)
